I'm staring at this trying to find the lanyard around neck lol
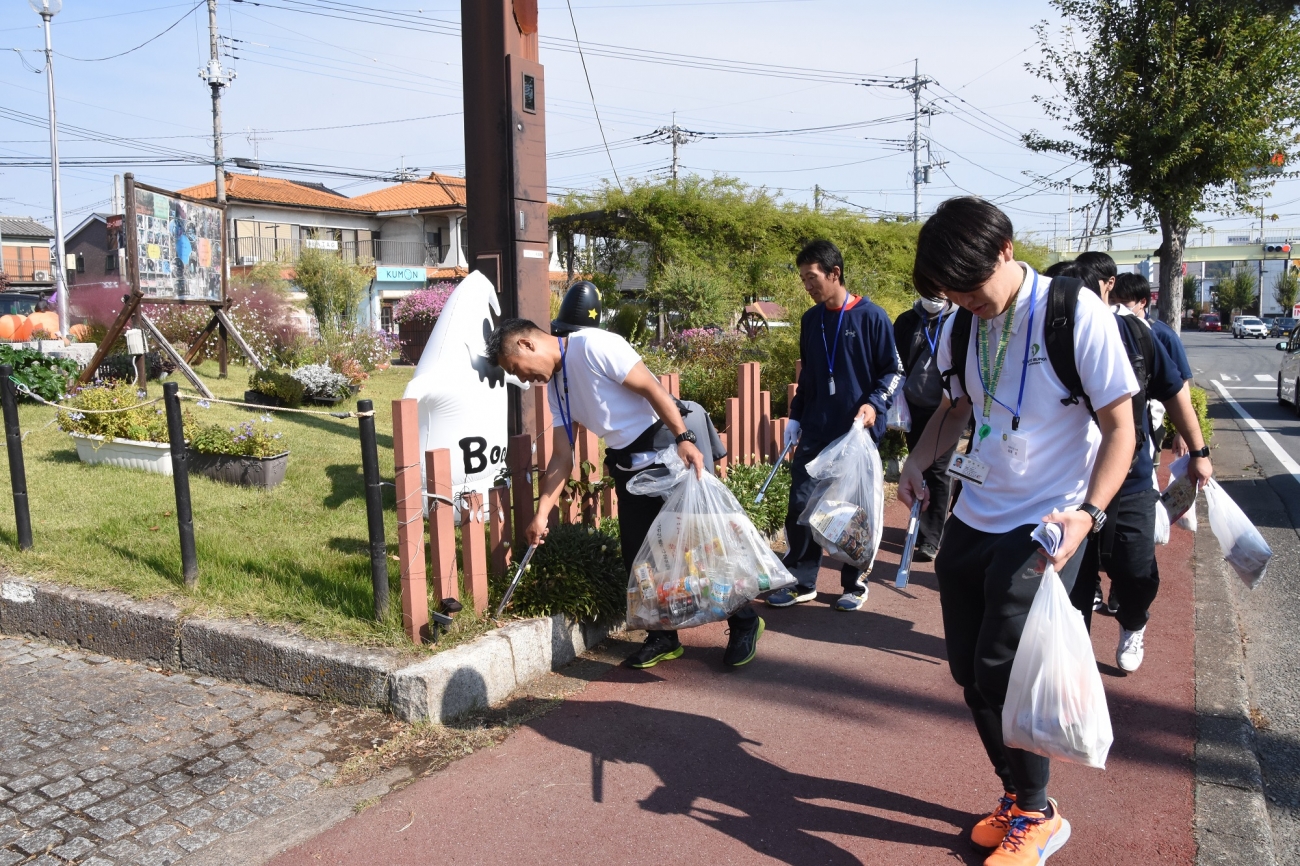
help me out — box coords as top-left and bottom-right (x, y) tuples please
(555, 337), (575, 448)
(821, 294), (853, 378)
(975, 270), (1039, 436)
(923, 309), (947, 358)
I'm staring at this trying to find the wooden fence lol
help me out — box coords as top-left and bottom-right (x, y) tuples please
(388, 359), (802, 642)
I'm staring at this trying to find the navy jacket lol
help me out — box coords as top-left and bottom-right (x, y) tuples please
(789, 295), (903, 447)
(1151, 318), (1193, 381)
(1119, 315), (1185, 496)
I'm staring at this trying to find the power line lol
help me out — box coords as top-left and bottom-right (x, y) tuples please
(56, 1), (206, 62)
(564, 0), (621, 191)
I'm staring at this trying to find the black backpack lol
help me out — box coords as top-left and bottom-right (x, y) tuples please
(942, 276), (1153, 465)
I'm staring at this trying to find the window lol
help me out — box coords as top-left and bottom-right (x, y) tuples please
(105, 253), (117, 272)
(381, 302), (394, 334)
(76, 253), (85, 274)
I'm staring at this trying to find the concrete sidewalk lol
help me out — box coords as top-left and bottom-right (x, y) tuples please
(270, 498), (1197, 865)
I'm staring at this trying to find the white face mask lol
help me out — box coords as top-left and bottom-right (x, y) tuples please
(919, 297), (947, 315)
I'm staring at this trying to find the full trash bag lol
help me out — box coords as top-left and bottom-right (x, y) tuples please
(1160, 453), (1198, 531)
(624, 447), (795, 630)
(1154, 501), (1170, 545)
(798, 419), (885, 570)
(1003, 565), (1114, 769)
(1204, 479), (1272, 589)
(886, 390), (911, 432)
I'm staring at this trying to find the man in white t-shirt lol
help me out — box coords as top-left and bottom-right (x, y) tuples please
(486, 318), (765, 669)
(898, 197), (1137, 866)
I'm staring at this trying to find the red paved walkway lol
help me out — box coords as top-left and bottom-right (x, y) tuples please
(273, 495), (1196, 866)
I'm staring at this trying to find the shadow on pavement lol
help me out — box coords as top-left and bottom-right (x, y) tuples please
(529, 700), (985, 865)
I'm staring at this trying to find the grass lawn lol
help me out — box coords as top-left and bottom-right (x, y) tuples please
(0, 361), (493, 651)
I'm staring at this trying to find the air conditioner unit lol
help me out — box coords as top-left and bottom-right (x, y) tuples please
(238, 256), (257, 266)
(33, 270), (50, 281)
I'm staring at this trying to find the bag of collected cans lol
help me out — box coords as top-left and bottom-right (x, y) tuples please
(624, 446), (795, 630)
(797, 419), (885, 570)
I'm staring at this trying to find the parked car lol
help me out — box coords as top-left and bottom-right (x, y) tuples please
(1270, 317), (1297, 337)
(1233, 316), (1269, 338)
(1199, 313), (1222, 331)
(0, 293), (44, 317)
(1277, 327), (1300, 413)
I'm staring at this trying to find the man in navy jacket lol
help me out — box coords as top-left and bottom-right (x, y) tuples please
(768, 240), (903, 611)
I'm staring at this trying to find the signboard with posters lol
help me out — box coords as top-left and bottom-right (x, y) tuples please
(125, 178), (226, 303)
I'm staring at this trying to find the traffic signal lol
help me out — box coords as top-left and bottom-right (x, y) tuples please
(1265, 242), (1292, 253)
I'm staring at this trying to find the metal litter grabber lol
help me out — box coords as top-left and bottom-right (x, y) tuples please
(754, 442), (794, 504)
(894, 485), (925, 589)
(495, 542), (538, 618)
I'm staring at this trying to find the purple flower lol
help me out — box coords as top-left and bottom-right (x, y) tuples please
(392, 281), (456, 326)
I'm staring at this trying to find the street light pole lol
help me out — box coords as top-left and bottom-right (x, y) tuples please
(32, 0), (68, 337)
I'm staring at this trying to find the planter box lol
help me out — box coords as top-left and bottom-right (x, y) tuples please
(70, 433), (172, 476)
(244, 389), (284, 409)
(398, 322), (433, 366)
(245, 386), (358, 409)
(188, 450), (289, 489)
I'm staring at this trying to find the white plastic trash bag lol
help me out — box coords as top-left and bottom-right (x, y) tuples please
(886, 390), (911, 432)
(1003, 565), (1113, 769)
(799, 419), (885, 570)
(1204, 479), (1272, 589)
(1154, 501), (1170, 545)
(624, 447), (795, 630)
(1160, 453), (1198, 530)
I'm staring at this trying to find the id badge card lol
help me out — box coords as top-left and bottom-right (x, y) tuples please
(1002, 431), (1029, 475)
(946, 452), (990, 486)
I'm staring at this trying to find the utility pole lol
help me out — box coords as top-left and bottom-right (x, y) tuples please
(199, 0), (233, 205)
(912, 59), (921, 221)
(32, 0), (68, 337)
(1105, 165), (1113, 251)
(1067, 178), (1073, 253)
(670, 112), (679, 184)
(814, 184), (821, 213)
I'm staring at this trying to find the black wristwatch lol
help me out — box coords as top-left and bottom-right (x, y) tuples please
(1189, 446), (1210, 459)
(1079, 503), (1107, 535)
(674, 430), (697, 445)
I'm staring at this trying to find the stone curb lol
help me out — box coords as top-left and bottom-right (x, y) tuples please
(1192, 500), (1277, 865)
(0, 576), (610, 723)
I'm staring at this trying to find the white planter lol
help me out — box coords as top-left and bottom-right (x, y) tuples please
(37, 340), (64, 354)
(70, 433), (173, 476)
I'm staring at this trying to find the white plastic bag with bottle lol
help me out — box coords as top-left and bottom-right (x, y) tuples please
(624, 447), (795, 630)
(1002, 565), (1114, 769)
(798, 419), (885, 570)
(886, 391), (912, 432)
(1204, 479), (1272, 588)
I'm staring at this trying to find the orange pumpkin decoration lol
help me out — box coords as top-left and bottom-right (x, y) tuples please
(68, 323), (89, 342)
(0, 314), (25, 341)
(15, 311), (59, 341)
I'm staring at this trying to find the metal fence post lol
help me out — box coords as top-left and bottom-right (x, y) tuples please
(356, 399), (389, 621)
(162, 382), (198, 586)
(0, 365), (32, 550)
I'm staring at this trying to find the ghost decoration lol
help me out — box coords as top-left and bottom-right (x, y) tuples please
(402, 271), (528, 512)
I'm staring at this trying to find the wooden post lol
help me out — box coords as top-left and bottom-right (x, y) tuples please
(669, 373), (680, 398)
(426, 448), (458, 604)
(601, 485), (617, 520)
(795, 359), (802, 381)
(217, 318), (229, 379)
(461, 491), (490, 615)
(489, 484), (512, 576)
(773, 419), (788, 460)
(533, 383), (553, 473)
(580, 426), (600, 524)
(392, 399), (428, 643)
(565, 424), (584, 525)
(759, 390), (772, 462)
(724, 396), (738, 470)
(657, 373), (672, 394)
(509, 433), (535, 555)
(749, 363), (762, 464)
(787, 382), (798, 415)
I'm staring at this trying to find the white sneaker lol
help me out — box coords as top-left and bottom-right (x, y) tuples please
(1117, 627), (1146, 672)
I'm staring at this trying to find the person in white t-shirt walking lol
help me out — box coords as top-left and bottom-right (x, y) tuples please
(486, 318), (765, 669)
(898, 197), (1137, 866)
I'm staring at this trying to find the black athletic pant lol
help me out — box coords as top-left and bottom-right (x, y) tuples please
(783, 439), (866, 594)
(934, 517), (1086, 813)
(606, 423), (756, 644)
(1068, 486), (1160, 633)
(903, 404), (956, 551)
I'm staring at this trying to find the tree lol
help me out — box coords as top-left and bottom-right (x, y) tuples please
(294, 249), (371, 333)
(1274, 267), (1300, 313)
(1183, 274), (1200, 314)
(646, 262), (742, 332)
(1216, 271), (1258, 316)
(1027, 0), (1300, 331)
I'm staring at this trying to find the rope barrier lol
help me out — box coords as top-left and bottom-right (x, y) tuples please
(176, 393), (363, 419)
(9, 380), (164, 415)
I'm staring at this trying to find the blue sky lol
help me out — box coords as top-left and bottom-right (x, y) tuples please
(1, 0), (1296, 246)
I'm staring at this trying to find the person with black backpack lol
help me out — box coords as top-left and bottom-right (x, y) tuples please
(892, 296), (956, 560)
(1054, 253), (1212, 673)
(898, 198), (1137, 866)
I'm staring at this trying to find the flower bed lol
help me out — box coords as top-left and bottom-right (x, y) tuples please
(394, 282), (455, 365)
(188, 418), (289, 488)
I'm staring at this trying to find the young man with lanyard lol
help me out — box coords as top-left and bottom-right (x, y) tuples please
(1057, 256), (1212, 671)
(892, 295), (956, 561)
(484, 318), (765, 669)
(766, 240), (903, 612)
(898, 197), (1137, 866)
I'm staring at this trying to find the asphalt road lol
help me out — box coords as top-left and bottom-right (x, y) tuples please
(1181, 328), (1300, 861)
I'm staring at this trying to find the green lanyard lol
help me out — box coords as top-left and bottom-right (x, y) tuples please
(975, 295), (1017, 444)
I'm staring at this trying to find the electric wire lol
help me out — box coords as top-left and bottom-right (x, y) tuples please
(564, 0), (621, 191)
(56, 0), (206, 62)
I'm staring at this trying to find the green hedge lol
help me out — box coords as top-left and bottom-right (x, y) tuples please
(721, 461), (790, 535)
(488, 523), (626, 624)
(1164, 384), (1213, 446)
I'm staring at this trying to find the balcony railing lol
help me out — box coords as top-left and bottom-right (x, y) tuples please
(230, 237), (451, 268)
(1, 247), (54, 282)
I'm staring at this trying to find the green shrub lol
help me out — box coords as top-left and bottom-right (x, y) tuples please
(249, 368), (305, 408)
(722, 461), (790, 535)
(0, 345), (78, 403)
(488, 522), (626, 624)
(56, 382), (192, 444)
(1164, 384), (1213, 446)
(643, 329), (800, 426)
(880, 428), (909, 462)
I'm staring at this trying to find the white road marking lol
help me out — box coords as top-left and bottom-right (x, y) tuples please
(1256, 374), (1276, 382)
(1221, 373), (1241, 381)
(1211, 380), (1300, 483)
(1220, 386), (1276, 391)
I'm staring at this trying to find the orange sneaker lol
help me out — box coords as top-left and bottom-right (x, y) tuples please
(984, 799), (1071, 866)
(970, 792), (1016, 849)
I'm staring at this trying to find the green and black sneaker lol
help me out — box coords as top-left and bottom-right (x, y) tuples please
(625, 633), (684, 669)
(723, 616), (765, 667)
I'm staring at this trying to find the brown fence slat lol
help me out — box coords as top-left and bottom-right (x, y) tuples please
(391, 399), (428, 643)
(426, 448), (457, 605)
